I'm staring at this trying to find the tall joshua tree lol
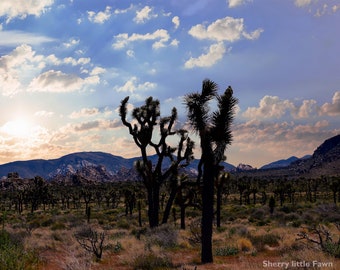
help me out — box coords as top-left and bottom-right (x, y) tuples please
(184, 79), (238, 263)
(120, 96), (194, 228)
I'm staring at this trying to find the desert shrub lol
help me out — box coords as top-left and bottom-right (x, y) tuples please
(132, 227), (147, 240)
(237, 237), (253, 252)
(250, 233), (281, 251)
(132, 252), (173, 270)
(106, 241), (123, 253)
(301, 211), (318, 225)
(51, 221), (66, 230)
(41, 217), (54, 227)
(188, 219), (201, 245)
(51, 232), (64, 241)
(146, 224), (178, 249)
(235, 225), (249, 237)
(0, 230), (40, 270)
(116, 218), (130, 229)
(74, 226), (106, 261)
(250, 208), (266, 221)
(215, 246), (239, 256)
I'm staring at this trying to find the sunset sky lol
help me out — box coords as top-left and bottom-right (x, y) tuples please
(0, 0), (339, 168)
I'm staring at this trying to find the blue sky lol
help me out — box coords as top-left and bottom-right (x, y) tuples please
(0, 0), (339, 168)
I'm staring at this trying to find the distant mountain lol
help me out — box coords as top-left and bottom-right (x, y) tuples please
(0, 152), (136, 180)
(235, 163), (256, 171)
(1, 134), (338, 181)
(0, 152), (236, 181)
(237, 134), (340, 178)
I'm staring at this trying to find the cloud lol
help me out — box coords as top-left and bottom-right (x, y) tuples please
(227, 0), (252, 8)
(293, 99), (318, 118)
(87, 6), (111, 24)
(184, 42), (226, 69)
(232, 119), (339, 166)
(34, 110), (54, 117)
(0, 44), (43, 96)
(294, 0), (312, 8)
(243, 93), (340, 120)
(172, 16), (180, 29)
(112, 29), (171, 50)
(243, 96), (294, 119)
(114, 4), (134, 14)
(294, 0), (340, 16)
(63, 39), (80, 48)
(67, 119), (120, 132)
(0, 0), (54, 22)
(134, 6), (157, 24)
(0, 30), (55, 46)
(69, 108), (100, 119)
(114, 77), (157, 94)
(188, 16), (263, 42)
(0, 45), (99, 96)
(319, 91), (340, 116)
(28, 70), (85, 93)
(126, 50), (135, 58)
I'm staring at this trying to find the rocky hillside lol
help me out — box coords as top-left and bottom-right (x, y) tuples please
(237, 134), (340, 178)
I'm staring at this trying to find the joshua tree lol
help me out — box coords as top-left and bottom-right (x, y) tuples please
(119, 96), (194, 228)
(184, 79), (238, 263)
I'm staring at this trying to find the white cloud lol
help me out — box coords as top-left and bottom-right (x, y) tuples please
(319, 91), (340, 116)
(70, 108), (100, 119)
(294, 0), (339, 16)
(112, 29), (171, 50)
(0, 0), (54, 22)
(90, 67), (106, 76)
(63, 39), (80, 48)
(227, 0), (252, 8)
(114, 4), (134, 14)
(188, 16), (263, 42)
(232, 119), (339, 166)
(0, 30), (55, 46)
(184, 42), (226, 69)
(293, 99), (317, 118)
(0, 45), (98, 96)
(28, 70), (84, 93)
(134, 6), (157, 24)
(87, 6), (111, 24)
(243, 95), (295, 119)
(170, 39), (179, 47)
(294, 0), (312, 8)
(172, 16), (180, 29)
(34, 110), (54, 117)
(0, 44), (43, 96)
(114, 76), (157, 94)
(126, 50), (135, 58)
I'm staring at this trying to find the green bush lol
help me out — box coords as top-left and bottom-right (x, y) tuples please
(0, 230), (40, 270)
(215, 246), (239, 256)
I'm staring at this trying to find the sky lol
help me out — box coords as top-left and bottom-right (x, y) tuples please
(0, 0), (339, 168)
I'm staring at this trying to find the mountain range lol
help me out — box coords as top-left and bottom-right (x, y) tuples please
(0, 134), (339, 181)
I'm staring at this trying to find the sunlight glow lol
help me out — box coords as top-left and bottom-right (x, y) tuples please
(1, 118), (33, 138)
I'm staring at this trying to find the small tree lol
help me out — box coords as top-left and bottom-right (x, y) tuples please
(184, 79), (238, 263)
(119, 96), (194, 228)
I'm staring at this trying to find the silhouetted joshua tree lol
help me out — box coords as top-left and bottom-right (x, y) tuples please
(120, 96), (194, 228)
(184, 79), (238, 263)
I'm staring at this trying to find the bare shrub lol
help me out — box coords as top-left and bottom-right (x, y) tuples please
(74, 226), (106, 261)
(296, 223), (340, 258)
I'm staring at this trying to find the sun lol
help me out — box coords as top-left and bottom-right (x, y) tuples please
(1, 118), (33, 138)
